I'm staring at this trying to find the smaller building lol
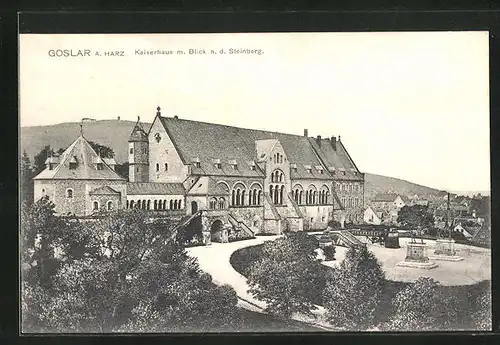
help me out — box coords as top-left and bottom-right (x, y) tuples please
(363, 206), (387, 225)
(33, 134), (127, 216)
(371, 193), (408, 210)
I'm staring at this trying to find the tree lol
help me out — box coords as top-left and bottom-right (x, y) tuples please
(472, 290), (491, 331)
(323, 245), (336, 261)
(247, 233), (324, 318)
(88, 141), (115, 159)
(22, 208), (240, 332)
(21, 150), (34, 204)
(33, 145), (55, 175)
(387, 277), (460, 331)
(322, 245), (385, 331)
(397, 205), (434, 229)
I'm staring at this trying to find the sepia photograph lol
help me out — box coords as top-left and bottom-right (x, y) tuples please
(19, 31), (491, 333)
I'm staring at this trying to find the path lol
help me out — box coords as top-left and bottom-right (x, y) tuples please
(186, 236), (334, 330)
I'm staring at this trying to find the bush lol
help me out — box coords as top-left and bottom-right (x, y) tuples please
(323, 245), (336, 261)
(322, 246), (385, 331)
(386, 277), (461, 331)
(246, 234), (324, 318)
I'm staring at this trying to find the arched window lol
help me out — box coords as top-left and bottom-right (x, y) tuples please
(92, 201), (99, 211)
(210, 198), (217, 209)
(231, 190), (236, 206)
(257, 190), (262, 205)
(164, 163), (168, 171)
(269, 185), (274, 203)
(142, 200), (146, 209)
(163, 200), (167, 210)
(173, 200), (178, 210)
(178, 199), (182, 209)
(154, 200), (158, 210)
(236, 189), (241, 206)
(66, 188), (73, 199)
(241, 190), (246, 206)
(299, 190), (303, 205)
(129, 200), (134, 208)
(126, 200), (129, 209)
(279, 185), (285, 205)
(156, 163), (160, 172)
(147, 200), (151, 210)
(218, 197), (225, 209)
(107, 200), (113, 211)
(168, 200), (172, 209)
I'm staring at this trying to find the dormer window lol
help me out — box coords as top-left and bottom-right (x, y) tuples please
(229, 160), (238, 170)
(68, 156), (78, 170)
(213, 158), (221, 169)
(192, 157), (201, 168)
(304, 165), (312, 174)
(194, 162), (201, 168)
(290, 163), (297, 173)
(96, 163), (104, 170)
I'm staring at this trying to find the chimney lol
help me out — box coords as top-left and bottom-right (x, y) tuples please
(316, 135), (322, 146)
(331, 136), (337, 150)
(117, 116), (120, 120)
(137, 116), (140, 122)
(304, 129), (308, 137)
(174, 115), (179, 119)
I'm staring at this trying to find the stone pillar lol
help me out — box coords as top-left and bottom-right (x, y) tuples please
(202, 231), (212, 245)
(221, 227), (229, 243)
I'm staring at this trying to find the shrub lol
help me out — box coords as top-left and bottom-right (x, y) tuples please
(322, 246), (385, 330)
(323, 245), (336, 261)
(246, 234), (324, 318)
(386, 277), (461, 331)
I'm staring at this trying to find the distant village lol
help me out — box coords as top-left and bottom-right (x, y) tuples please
(363, 191), (490, 246)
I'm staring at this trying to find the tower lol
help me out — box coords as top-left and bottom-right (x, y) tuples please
(128, 116), (149, 182)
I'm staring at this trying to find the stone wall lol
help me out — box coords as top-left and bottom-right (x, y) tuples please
(229, 206), (263, 234)
(127, 193), (184, 211)
(128, 141), (149, 182)
(38, 179), (127, 216)
(300, 205), (332, 230)
(185, 195), (207, 214)
(148, 116), (189, 183)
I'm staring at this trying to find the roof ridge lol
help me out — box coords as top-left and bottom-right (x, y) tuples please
(160, 115), (307, 139)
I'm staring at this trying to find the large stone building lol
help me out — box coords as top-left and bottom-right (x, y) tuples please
(33, 106), (365, 241)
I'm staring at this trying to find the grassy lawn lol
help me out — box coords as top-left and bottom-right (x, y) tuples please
(230, 243), (490, 330)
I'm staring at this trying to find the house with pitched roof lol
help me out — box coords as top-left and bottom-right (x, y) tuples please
(34, 106), (365, 240)
(33, 134), (127, 216)
(123, 106), (364, 237)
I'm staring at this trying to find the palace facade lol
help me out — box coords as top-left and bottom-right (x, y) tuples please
(33, 107), (365, 241)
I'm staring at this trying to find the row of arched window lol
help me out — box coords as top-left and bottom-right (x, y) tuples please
(341, 197), (361, 208)
(292, 186), (330, 205)
(270, 185), (285, 205)
(273, 152), (285, 164)
(155, 163), (168, 172)
(336, 182), (362, 193)
(126, 199), (183, 210)
(92, 200), (114, 211)
(231, 187), (263, 206)
(271, 169), (284, 183)
(209, 197), (226, 210)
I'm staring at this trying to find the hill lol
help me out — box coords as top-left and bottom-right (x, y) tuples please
(363, 173), (440, 201)
(20, 120), (441, 201)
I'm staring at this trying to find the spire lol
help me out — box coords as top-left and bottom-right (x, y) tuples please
(156, 106), (161, 117)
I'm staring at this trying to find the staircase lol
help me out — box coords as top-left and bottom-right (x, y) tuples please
(172, 210), (202, 234)
(263, 193), (281, 220)
(332, 230), (365, 248)
(288, 192), (303, 218)
(228, 213), (255, 237)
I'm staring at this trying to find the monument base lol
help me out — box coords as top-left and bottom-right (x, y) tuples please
(396, 260), (438, 269)
(429, 254), (464, 262)
(397, 241), (438, 269)
(432, 239), (463, 261)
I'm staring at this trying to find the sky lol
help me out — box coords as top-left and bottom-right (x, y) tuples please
(19, 32), (490, 192)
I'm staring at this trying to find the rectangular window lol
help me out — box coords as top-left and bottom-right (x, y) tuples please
(130, 148), (133, 154)
(69, 162), (77, 170)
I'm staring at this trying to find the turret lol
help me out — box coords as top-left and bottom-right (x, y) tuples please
(128, 115), (150, 182)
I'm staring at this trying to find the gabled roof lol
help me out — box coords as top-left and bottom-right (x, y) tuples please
(159, 116), (335, 180)
(372, 193), (399, 202)
(89, 186), (120, 195)
(307, 137), (362, 181)
(187, 176), (230, 196)
(33, 135), (125, 181)
(127, 182), (185, 195)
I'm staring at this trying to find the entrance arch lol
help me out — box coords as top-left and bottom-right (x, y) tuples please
(191, 201), (198, 215)
(210, 219), (224, 242)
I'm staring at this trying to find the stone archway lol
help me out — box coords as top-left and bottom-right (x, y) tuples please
(210, 219), (225, 242)
(191, 201), (198, 215)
